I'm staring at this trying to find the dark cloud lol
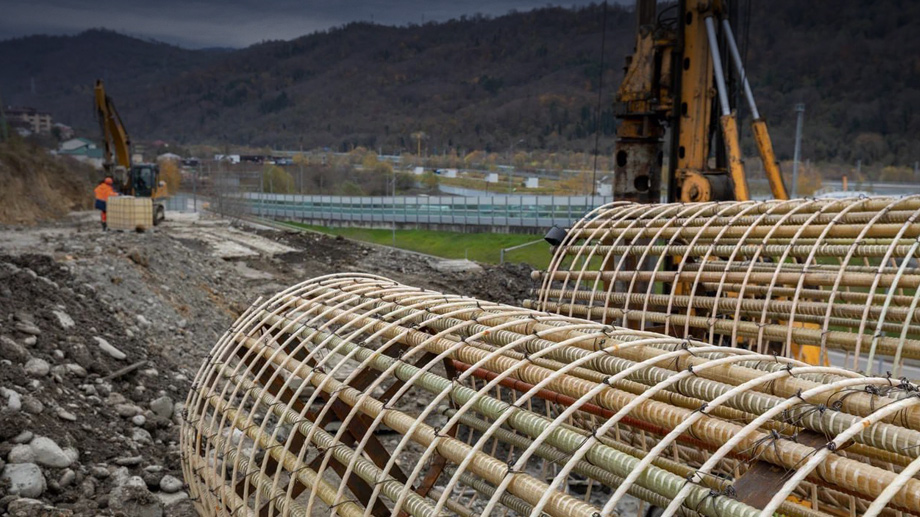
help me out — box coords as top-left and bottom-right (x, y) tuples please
(0, 0), (626, 48)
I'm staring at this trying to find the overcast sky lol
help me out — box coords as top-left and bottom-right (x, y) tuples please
(0, 0), (626, 48)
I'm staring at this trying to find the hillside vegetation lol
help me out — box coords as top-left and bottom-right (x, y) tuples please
(1, 1), (917, 166)
(0, 139), (97, 224)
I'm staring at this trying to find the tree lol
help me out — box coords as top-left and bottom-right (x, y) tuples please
(261, 164), (295, 193)
(159, 160), (182, 194)
(421, 171), (439, 193)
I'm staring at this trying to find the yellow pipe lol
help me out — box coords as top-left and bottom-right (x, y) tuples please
(720, 113), (749, 201)
(752, 118), (789, 200)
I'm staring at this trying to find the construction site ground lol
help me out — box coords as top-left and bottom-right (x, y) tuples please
(0, 210), (533, 516)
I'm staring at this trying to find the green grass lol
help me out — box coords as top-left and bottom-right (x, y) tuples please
(284, 222), (553, 268)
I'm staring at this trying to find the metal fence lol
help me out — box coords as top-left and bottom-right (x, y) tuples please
(214, 192), (611, 231)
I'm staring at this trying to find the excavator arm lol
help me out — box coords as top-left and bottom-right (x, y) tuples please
(93, 79), (131, 173)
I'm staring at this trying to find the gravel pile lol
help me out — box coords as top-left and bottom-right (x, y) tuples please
(0, 214), (537, 515)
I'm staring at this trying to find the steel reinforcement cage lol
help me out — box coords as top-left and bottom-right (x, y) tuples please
(181, 273), (920, 517)
(530, 197), (920, 378)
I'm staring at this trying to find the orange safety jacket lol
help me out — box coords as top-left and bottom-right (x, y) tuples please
(94, 183), (117, 202)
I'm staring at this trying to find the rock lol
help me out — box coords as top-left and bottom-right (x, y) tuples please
(21, 396), (43, 415)
(14, 322), (41, 336)
(131, 427), (153, 444)
(1, 387), (22, 412)
(176, 318), (187, 329)
(149, 396), (174, 419)
(136, 315), (151, 327)
(108, 476), (163, 517)
(0, 336), (29, 363)
(106, 392), (127, 406)
(158, 474), (183, 494)
(69, 343), (94, 369)
(6, 498), (69, 517)
(22, 336), (37, 346)
(65, 363), (87, 377)
(155, 490), (189, 508)
(1, 463), (46, 497)
(115, 456), (143, 466)
(56, 408), (77, 421)
(132, 414), (147, 426)
(58, 468), (76, 487)
(93, 337), (127, 360)
(24, 358), (50, 377)
(51, 310), (75, 329)
(90, 466), (110, 479)
(6, 498), (39, 517)
(141, 469), (163, 489)
(110, 466), (131, 486)
(127, 249), (149, 267)
(115, 403), (142, 418)
(79, 478), (96, 499)
(8, 444), (36, 464)
(12, 431), (33, 444)
(29, 436), (74, 468)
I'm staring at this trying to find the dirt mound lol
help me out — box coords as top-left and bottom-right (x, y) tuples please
(0, 140), (96, 225)
(261, 228), (535, 305)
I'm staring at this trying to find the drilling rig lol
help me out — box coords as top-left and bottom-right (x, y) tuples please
(613, 0), (787, 203)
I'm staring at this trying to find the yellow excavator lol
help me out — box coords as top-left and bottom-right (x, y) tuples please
(93, 79), (167, 224)
(613, 0), (788, 203)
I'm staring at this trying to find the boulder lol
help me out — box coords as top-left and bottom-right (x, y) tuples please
(23, 358), (50, 377)
(1, 463), (46, 497)
(29, 436), (74, 468)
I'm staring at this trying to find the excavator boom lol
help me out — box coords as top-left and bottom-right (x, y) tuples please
(93, 79), (131, 172)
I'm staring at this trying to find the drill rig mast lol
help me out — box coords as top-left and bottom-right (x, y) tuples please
(613, 0), (788, 203)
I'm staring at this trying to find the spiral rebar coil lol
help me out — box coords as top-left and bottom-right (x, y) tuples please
(181, 273), (920, 517)
(530, 197), (920, 377)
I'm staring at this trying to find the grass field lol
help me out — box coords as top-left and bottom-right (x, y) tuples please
(284, 222), (553, 268)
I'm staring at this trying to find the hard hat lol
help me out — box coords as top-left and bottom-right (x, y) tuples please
(104, 177), (113, 185)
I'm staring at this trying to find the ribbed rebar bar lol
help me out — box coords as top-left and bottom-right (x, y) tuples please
(182, 274), (920, 517)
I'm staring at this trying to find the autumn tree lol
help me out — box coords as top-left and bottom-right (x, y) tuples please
(159, 159), (182, 194)
(261, 164), (295, 193)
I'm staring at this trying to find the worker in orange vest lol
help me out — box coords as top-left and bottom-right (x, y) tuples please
(94, 177), (118, 230)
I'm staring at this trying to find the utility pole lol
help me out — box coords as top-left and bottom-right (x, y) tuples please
(299, 144), (304, 194)
(791, 103), (805, 197)
(391, 168), (397, 245)
(260, 166), (265, 217)
(508, 139), (524, 193)
(193, 163), (199, 213)
(0, 91), (8, 143)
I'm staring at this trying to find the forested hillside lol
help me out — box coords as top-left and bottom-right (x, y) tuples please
(2, 1), (917, 165)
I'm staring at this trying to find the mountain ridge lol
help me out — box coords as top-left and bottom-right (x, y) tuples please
(2, 2), (917, 165)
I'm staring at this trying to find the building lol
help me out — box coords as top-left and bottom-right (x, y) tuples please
(5, 106), (52, 134)
(52, 123), (74, 140)
(57, 138), (105, 169)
